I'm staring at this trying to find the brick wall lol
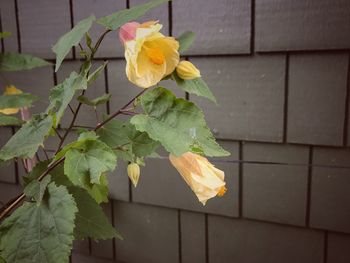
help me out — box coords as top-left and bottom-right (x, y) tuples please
(1, 0), (350, 262)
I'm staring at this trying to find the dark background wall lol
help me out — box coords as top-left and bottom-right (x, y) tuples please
(0, 0), (350, 262)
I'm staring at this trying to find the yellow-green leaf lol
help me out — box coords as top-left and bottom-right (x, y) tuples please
(52, 15), (95, 72)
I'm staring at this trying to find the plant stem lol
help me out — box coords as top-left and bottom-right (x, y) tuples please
(55, 29), (112, 154)
(95, 89), (146, 130)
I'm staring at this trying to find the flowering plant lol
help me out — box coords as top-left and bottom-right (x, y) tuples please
(0, 0), (230, 262)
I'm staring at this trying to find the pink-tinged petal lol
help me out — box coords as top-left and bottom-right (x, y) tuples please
(119, 22), (140, 44)
(25, 156), (37, 172)
(20, 107), (31, 121)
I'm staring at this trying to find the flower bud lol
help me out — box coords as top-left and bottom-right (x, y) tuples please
(127, 163), (140, 187)
(176, 61), (201, 80)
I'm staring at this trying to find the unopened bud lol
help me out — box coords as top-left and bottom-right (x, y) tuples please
(176, 61), (201, 80)
(127, 163), (140, 187)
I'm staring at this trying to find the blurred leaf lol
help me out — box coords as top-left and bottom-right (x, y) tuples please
(173, 71), (216, 103)
(77, 93), (111, 107)
(0, 32), (11, 39)
(0, 114), (53, 161)
(176, 31), (195, 53)
(64, 139), (117, 185)
(97, 119), (159, 162)
(87, 61), (108, 85)
(52, 15), (95, 72)
(0, 93), (39, 110)
(0, 114), (24, 126)
(46, 71), (87, 127)
(23, 175), (51, 203)
(0, 52), (51, 71)
(0, 183), (77, 263)
(97, 0), (169, 30)
(131, 87), (229, 157)
(69, 186), (122, 240)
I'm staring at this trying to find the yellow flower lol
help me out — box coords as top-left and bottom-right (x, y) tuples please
(0, 85), (22, 115)
(120, 21), (180, 88)
(176, 61), (201, 80)
(127, 163), (141, 187)
(169, 152), (227, 205)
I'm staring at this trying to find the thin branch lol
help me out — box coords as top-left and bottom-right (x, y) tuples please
(68, 104), (75, 115)
(41, 146), (50, 161)
(53, 127), (63, 140)
(95, 89), (146, 130)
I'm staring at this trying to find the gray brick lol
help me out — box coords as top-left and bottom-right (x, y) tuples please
(0, 0), (18, 52)
(113, 201), (179, 263)
(243, 142), (309, 164)
(107, 60), (140, 114)
(17, 0), (71, 59)
(173, 0), (250, 55)
(0, 66), (54, 114)
(313, 147), (350, 168)
(73, 0), (126, 58)
(256, 0), (350, 52)
(0, 182), (21, 204)
(243, 164), (308, 226)
(72, 240), (90, 255)
(208, 216), (324, 263)
(71, 253), (117, 263)
(180, 211), (206, 263)
(56, 61), (107, 128)
(328, 233), (350, 263)
(210, 140), (239, 163)
(310, 166), (350, 233)
(287, 53), (348, 146)
(108, 161), (129, 202)
(191, 56), (285, 142)
(132, 159), (239, 217)
(130, 0), (169, 35)
(91, 202), (114, 259)
(0, 127), (16, 183)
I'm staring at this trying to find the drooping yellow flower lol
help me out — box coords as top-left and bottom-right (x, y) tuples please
(120, 21), (180, 88)
(169, 152), (227, 205)
(0, 85), (22, 115)
(127, 163), (141, 187)
(176, 61), (201, 80)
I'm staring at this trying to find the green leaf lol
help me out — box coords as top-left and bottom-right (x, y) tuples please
(173, 71), (216, 103)
(23, 160), (51, 186)
(0, 52), (51, 71)
(87, 61), (108, 85)
(0, 114), (24, 126)
(77, 93), (111, 107)
(52, 15), (95, 72)
(0, 183), (77, 263)
(0, 114), (53, 161)
(97, 0), (169, 30)
(177, 31), (195, 53)
(46, 71), (87, 127)
(64, 139), (117, 185)
(69, 187), (122, 240)
(0, 32), (11, 39)
(97, 119), (159, 162)
(130, 87), (229, 157)
(0, 93), (39, 110)
(23, 175), (51, 203)
(85, 173), (109, 204)
(50, 160), (109, 204)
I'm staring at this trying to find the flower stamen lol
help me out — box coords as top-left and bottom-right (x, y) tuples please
(217, 186), (227, 197)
